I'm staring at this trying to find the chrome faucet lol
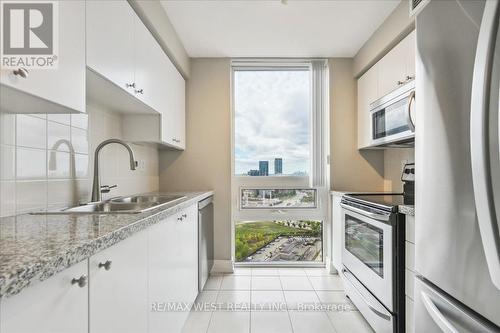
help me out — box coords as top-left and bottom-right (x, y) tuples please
(91, 139), (137, 202)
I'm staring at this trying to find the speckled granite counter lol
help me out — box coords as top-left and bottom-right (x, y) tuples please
(0, 191), (213, 299)
(399, 204), (415, 216)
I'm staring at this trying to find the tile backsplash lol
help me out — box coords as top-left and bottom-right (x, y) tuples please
(0, 103), (159, 217)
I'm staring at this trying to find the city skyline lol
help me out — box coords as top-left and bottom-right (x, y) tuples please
(245, 158), (307, 176)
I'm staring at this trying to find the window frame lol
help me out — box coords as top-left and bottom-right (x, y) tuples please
(230, 59), (329, 267)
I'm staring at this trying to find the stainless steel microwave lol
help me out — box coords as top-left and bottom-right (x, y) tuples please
(370, 80), (415, 147)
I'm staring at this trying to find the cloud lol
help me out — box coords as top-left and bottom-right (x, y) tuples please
(234, 70), (310, 175)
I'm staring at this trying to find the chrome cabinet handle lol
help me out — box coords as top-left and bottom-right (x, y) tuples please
(397, 80), (405, 86)
(135, 89), (144, 94)
(126, 83), (135, 88)
(177, 216), (183, 221)
(172, 138), (181, 143)
(182, 213), (187, 218)
(407, 90), (416, 131)
(71, 275), (87, 288)
(98, 260), (112, 271)
(13, 67), (28, 78)
(405, 75), (415, 81)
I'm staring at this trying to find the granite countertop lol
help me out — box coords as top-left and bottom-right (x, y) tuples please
(399, 204), (415, 216)
(0, 191), (213, 299)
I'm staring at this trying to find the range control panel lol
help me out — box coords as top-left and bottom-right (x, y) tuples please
(401, 162), (415, 182)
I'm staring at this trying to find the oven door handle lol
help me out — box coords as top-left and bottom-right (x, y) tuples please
(340, 203), (390, 222)
(342, 269), (392, 321)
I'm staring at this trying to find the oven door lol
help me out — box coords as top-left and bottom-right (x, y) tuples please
(370, 82), (415, 147)
(341, 203), (394, 311)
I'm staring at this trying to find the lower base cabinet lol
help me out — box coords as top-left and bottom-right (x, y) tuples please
(89, 229), (148, 333)
(0, 203), (200, 333)
(0, 261), (88, 333)
(149, 204), (199, 333)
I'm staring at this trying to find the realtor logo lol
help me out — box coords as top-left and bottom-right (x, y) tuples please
(1, 1), (58, 68)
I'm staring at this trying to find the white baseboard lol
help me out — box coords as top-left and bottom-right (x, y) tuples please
(211, 260), (234, 274)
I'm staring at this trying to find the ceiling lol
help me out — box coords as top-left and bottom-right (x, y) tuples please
(160, 0), (400, 58)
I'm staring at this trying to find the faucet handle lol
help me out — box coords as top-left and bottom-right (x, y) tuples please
(100, 185), (117, 194)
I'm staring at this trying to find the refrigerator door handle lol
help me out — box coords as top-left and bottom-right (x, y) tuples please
(421, 292), (459, 333)
(470, 0), (500, 290)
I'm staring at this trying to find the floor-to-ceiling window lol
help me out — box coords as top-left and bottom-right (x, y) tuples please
(231, 60), (329, 266)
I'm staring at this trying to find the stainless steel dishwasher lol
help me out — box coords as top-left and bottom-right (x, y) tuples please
(198, 196), (214, 292)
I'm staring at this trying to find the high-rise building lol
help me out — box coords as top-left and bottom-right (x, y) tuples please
(274, 158), (283, 174)
(247, 169), (259, 176)
(259, 161), (269, 176)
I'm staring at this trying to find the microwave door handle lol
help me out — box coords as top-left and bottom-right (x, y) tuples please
(421, 292), (459, 333)
(340, 203), (390, 222)
(406, 90), (416, 131)
(470, 0), (500, 290)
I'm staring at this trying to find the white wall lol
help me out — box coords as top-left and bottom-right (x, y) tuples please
(159, 58), (232, 261)
(329, 58), (385, 192)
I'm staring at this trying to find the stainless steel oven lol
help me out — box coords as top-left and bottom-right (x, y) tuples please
(370, 80), (415, 147)
(340, 194), (406, 333)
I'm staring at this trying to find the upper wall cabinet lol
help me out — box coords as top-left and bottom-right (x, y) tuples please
(0, 1), (86, 114)
(86, 0), (136, 94)
(377, 31), (416, 97)
(357, 31), (416, 149)
(86, 0), (186, 150)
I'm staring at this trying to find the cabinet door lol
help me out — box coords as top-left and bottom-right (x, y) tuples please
(89, 231), (148, 333)
(0, 0), (85, 113)
(161, 64), (186, 149)
(134, 16), (169, 114)
(377, 39), (407, 97)
(86, 0), (135, 94)
(149, 204), (198, 333)
(357, 65), (378, 149)
(406, 30), (416, 80)
(0, 261), (88, 333)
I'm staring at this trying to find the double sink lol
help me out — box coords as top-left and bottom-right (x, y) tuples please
(32, 194), (187, 214)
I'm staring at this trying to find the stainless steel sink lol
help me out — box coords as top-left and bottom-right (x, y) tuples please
(110, 194), (185, 205)
(31, 194), (187, 215)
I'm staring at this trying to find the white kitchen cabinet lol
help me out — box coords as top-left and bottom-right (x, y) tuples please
(161, 60), (186, 149)
(331, 193), (344, 273)
(148, 204), (198, 333)
(0, 261), (88, 333)
(357, 30), (416, 149)
(89, 230), (148, 333)
(357, 65), (378, 149)
(377, 39), (408, 97)
(406, 30), (416, 81)
(377, 31), (416, 98)
(86, 0), (186, 150)
(86, 0), (135, 95)
(0, 0), (86, 114)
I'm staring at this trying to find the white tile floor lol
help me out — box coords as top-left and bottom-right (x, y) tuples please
(182, 268), (374, 333)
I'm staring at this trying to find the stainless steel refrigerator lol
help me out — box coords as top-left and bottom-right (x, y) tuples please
(415, 0), (500, 331)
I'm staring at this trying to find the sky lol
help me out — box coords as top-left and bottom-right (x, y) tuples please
(234, 70), (310, 175)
